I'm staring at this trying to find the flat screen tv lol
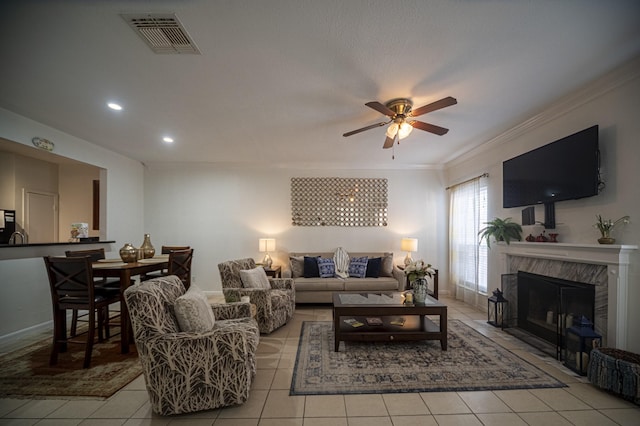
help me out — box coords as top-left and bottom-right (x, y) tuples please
(503, 125), (600, 208)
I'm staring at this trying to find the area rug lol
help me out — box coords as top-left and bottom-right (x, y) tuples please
(0, 334), (143, 399)
(291, 320), (566, 395)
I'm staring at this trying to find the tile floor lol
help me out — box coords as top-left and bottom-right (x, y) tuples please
(1, 296), (639, 425)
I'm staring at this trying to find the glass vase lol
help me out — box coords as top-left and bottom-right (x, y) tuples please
(412, 278), (428, 304)
(140, 234), (156, 258)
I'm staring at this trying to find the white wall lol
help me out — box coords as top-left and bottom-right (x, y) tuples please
(0, 108), (144, 338)
(143, 165), (449, 292)
(445, 58), (640, 352)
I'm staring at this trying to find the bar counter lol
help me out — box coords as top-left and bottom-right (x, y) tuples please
(0, 241), (116, 260)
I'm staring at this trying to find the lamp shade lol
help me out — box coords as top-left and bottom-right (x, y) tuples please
(401, 238), (418, 252)
(258, 238), (276, 252)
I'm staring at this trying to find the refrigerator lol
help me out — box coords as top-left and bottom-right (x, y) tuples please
(0, 209), (16, 244)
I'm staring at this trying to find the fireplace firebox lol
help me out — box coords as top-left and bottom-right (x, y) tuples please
(516, 271), (595, 360)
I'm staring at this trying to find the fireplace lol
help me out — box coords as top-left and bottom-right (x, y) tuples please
(498, 242), (637, 351)
(515, 271), (595, 359)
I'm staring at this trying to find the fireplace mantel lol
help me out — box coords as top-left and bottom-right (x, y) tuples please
(498, 242), (638, 350)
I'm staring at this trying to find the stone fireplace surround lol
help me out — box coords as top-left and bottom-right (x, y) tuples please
(499, 242), (637, 350)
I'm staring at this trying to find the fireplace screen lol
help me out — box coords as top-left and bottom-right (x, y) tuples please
(516, 271), (595, 360)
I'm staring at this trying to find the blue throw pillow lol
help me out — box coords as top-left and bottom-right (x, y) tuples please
(317, 257), (336, 278)
(348, 256), (368, 278)
(303, 256), (320, 278)
(365, 257), (382, 278)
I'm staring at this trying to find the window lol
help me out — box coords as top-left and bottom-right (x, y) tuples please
(478, 186), (488, 293)
(449, 176), (488, 306)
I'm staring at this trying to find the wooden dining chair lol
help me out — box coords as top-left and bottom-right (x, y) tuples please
(167, 248), (194, 290)
(161, 245), (190, 254)
(140, 245), (190, 281)
(44, 256), (121, 368)
(65, 248), (122, 337)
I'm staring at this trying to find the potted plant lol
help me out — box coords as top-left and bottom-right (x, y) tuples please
(594, 214), (630, 244)
(478, 217), (523, 248)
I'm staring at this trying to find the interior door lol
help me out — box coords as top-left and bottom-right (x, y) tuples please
(24, 190), (58, 243)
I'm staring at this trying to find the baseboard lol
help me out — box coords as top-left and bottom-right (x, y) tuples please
(0, 320), (52, 349)
(0, 311), (93, 349)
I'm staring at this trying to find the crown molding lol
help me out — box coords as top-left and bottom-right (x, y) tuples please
(445, 55), (640, 169)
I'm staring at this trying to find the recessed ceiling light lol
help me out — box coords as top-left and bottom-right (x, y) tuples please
(107, 102), (122, 111)
(163, 136), (174, 143)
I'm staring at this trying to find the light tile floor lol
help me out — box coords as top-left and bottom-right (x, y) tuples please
(2, 296), (639, 425)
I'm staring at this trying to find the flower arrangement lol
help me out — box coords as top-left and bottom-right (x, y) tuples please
(594, 214), (630, 237)
(404, 260), (435, 282)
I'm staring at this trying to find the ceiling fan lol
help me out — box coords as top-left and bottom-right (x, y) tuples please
(343, 96), (457, 150)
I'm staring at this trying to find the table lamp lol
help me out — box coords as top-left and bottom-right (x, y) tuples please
(258, 238), (276, 268)
(401, 238), (418, 266)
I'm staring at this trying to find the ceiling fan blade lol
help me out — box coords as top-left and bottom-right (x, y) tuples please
(342, 121), (389, 137)
(408, 96), (457, 117)
(365, 101), (396, 117)
(410, 120), (449, 136)
(383, 135), (395, 149)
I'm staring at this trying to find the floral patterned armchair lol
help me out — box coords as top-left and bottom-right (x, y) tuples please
(124, 275), (259, 416)
(218, 258), (295, 334)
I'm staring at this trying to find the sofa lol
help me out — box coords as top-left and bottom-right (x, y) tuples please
(283, 251), (405, 304)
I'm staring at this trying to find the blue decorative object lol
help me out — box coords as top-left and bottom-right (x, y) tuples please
(563, 315), (602, 376)
(317, 257), (336, 278)
(348, 256), (368, 278)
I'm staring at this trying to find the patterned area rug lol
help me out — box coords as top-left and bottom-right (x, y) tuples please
(0, 333), (142, 399)
(291, 320), (566, 395)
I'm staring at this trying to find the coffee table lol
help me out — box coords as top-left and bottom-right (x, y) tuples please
(332, 292), (447, 352)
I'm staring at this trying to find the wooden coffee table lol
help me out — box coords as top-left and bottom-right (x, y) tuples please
(332, 292), (447, 352)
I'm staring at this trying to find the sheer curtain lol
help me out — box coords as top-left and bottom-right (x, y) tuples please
(449, 176), (487, 308)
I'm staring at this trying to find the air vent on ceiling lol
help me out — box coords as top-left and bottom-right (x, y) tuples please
(121, 13), (200, 54)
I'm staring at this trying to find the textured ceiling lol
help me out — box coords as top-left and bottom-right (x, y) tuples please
(1, 0), (639, 169)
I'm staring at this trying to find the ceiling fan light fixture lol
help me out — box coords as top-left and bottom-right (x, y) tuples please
(385, 122), (399, 138)
(398, 121), (413, 139)
(343, 96), (455, 153)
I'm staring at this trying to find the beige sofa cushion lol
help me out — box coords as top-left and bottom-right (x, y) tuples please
(380, 252), (394, 277)
(343, 277), (400, 291)
(289, 256), (304, 278)
(294, 277), (345, 292)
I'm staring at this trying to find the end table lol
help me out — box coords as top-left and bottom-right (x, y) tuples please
(263, 265), (281, 278)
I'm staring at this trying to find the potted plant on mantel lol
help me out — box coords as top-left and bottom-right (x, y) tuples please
(478, 217), (523, 248)
(594, 214), (630, 244)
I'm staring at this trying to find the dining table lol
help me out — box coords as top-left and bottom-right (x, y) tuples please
(92, 256), (169, 354)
